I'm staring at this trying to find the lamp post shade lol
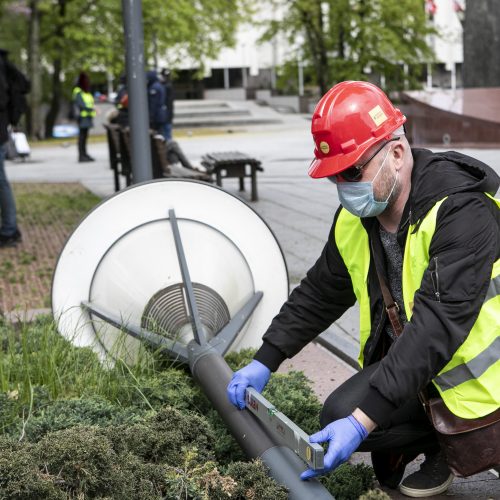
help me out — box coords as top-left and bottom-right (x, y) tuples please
(52, 179), (289, 364)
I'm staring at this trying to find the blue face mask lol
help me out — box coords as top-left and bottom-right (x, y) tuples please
(335, 148), (397, 218)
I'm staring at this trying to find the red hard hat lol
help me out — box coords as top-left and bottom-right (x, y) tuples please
(309, 81), (406, 178)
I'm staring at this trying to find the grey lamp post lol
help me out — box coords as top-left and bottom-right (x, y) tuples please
(121, 0), (153, 182)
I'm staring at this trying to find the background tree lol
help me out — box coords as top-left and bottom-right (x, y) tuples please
(261, 0), (435, 95)
(0, 0), (251, 138)
(463, 0), (500, 87)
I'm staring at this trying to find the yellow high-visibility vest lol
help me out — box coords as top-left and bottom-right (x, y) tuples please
(72, 86), (96, 118)
(335, 195), (500, 419)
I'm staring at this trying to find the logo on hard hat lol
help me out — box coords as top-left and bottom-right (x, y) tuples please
(319, 141), (330, 154)
(368, 105), (388, 127)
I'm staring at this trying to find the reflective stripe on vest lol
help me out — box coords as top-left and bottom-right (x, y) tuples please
(403, 194), (500, 419)
(335, 208), (371, 367)
(72, 87), (96, 118)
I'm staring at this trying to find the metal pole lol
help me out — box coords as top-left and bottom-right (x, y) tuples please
(121, 0), (153, 182)
(298, 61), (304, 97)
(188, 344), (335, 500)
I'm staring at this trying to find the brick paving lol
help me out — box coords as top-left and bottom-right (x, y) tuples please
(0, 183), (100, 314)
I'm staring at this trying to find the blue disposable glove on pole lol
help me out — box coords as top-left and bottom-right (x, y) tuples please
(227, 359), (271, 409)
(300, 415), (369, 480)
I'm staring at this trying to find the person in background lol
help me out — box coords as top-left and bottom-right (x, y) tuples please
(73, 72), (96, 162)
(227, 81), (500, 497)
(146, 70), (167, 136)
(114, 73), (127, 108)
(160, 68), (174, 141)
(0, 48), (26, 248)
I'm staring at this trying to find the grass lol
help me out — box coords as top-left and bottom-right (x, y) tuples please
(29, 126), (247, 148)
(15, 183), (101, 227)
(0, 316), (161, 409)
(0, 317), (377, 498)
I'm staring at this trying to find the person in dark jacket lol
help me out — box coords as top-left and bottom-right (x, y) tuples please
(0, 49), (22, 247)
(160, 68), (174, 140)
(72, 72), (96, 162)
(146, 70), (167, 135)
(227, 81), (500, 497)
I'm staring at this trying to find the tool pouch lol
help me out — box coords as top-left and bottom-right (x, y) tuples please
(424, 396), (500, 477)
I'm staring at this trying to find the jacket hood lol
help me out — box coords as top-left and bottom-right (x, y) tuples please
(146, 70), (158, 84)
(409, 148), (500, 224)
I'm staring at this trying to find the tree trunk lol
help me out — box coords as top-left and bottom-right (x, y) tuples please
(463, 0), (500, 87)
(300, 1), (329, 96)
(44, 0), (66, 138)
(27, 0), (42, 139)
(44, 58), (62, 138)
(315, 0), (329, 95)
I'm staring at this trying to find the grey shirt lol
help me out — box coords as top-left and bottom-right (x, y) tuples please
(379, 226), (408, 341)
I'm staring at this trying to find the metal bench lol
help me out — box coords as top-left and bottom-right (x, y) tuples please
(103, 124), (133, 191)
(201, 151), (264, 201)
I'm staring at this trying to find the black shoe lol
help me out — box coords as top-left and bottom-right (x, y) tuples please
(0, 229), (22, 248)
(372, 450), (418, 489)
(84, 154), (95, 161)
(399, 451), (453, 497)
(78, 156), (93, 163)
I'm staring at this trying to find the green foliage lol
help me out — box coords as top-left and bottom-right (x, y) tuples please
(0, 315), (377, 498)
(19, 396), (149, 442)
(224, 347), (257, 370)
(320, 463), (376, 500)
(0, 409), (287, 499)
(0, 0), (253, 103)
(204, 406), (248, 465)
(132, 367), (205, 412)
(37, 426), (127, 497)
(222, 460), (289, 499)
(260, 0), (435, 93)
(0, 436), (65, 499)
(14, 184), (101, 228)
(107, 407), (216, 465)
(264, 370), (322, 434)
(359, 488), (392, 500)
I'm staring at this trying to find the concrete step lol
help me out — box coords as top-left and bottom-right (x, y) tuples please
(174, 115), (282, 128)
(176, 108), (251, 119)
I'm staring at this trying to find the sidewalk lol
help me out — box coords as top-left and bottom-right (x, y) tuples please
(5, 106), (500, 498)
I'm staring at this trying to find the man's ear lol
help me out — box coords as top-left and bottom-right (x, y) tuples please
(392, 142), (406, 171)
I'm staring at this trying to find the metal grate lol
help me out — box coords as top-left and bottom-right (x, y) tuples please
(141, 282), (230, 344)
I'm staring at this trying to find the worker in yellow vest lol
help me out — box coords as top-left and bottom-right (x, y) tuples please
(227, 81), (500, 497)
(72, 72), (96, 162)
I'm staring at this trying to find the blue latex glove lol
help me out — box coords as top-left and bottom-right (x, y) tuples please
(300, 415), (368, 480)
(227, 359), (271, 409)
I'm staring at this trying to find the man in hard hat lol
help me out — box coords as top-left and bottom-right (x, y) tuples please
(227, 81), (500, 497)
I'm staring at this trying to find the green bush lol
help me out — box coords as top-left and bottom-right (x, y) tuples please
(0, 411), (289, 499)
(0, 436), (65, 499)
(320, 463), (376, 500)
(222, 460), (289, 499)
(21, 396), (149, 442)
(359, 488), (392, 499)
(37, 426), (127, 497)
(108, 406), (216, 465)
(0, 316), (378, 499)
(264, 371), (322, 435)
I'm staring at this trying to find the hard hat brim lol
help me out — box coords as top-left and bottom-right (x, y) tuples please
(308, 142), (373, 179)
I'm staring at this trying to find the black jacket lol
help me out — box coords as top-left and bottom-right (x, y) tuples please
(146, 71), (167, 127)
(255, 149), (500, 426)
(0, 50), (9, 145)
